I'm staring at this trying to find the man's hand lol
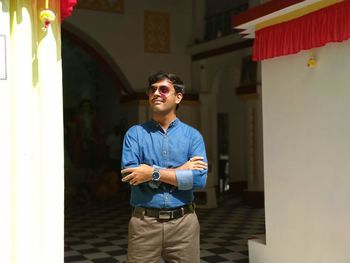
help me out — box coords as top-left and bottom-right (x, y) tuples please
(121, 164), (153, 186)
(177, 156), (207, 170)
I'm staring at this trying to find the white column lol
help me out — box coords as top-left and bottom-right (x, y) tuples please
(0, 1), (12, 262)
(37, 16), (64, 263)
(1, 1), (64, 262)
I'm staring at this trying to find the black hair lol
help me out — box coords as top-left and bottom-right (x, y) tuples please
(148, 71), (185, 94)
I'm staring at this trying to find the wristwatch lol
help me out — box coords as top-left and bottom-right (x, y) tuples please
(152, 168), (161, 182)
(148, 168), (161, 189)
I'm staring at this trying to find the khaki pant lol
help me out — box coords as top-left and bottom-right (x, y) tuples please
(127, 212), (200, 263)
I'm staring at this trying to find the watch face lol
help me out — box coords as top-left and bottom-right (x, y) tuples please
(152, 170), (160, 181)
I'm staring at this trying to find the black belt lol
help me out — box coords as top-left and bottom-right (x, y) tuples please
(132, 203), (195, 220)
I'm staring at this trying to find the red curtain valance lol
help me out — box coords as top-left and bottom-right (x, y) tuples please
(61, 0), (78, 22)
(253, 0), (350, 61)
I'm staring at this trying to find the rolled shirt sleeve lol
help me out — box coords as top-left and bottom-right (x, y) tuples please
(175, 170), (193, 190)
(175, 130), (208, 190)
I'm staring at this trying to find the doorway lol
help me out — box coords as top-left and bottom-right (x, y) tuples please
(61, 28), (130, 211)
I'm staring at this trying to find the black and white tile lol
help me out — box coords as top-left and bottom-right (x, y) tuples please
(65, 195), (265, 263)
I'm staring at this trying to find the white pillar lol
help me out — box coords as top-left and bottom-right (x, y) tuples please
(0, 1), (12, 262)
(1, 1), (64, 262)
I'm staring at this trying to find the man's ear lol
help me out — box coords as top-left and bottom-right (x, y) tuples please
(175, 93), (183, 104)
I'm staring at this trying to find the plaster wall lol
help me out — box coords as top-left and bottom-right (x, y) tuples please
(249, 39), (350, 263)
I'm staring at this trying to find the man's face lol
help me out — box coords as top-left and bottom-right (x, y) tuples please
(148, 79), (183, 114)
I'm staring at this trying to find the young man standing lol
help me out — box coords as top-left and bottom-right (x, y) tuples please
(121, 71), (208, 263)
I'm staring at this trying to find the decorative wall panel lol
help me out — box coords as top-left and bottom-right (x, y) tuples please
(144, 11), (170, 53)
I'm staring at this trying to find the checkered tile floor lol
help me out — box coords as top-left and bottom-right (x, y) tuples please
(65, 195), (265, 263)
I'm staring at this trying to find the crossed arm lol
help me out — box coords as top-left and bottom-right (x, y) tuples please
(121, 156), (207, 187)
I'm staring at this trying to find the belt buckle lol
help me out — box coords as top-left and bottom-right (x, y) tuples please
(158, 210), (172, 220)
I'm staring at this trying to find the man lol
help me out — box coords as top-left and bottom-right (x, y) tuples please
(121, 71), (208, 263)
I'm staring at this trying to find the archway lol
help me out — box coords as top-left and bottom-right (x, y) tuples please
(61, 24), (130, 208)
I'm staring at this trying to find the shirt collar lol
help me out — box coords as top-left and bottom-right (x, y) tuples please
(169, 118), (180, 128)
(150, 118), (180, 131)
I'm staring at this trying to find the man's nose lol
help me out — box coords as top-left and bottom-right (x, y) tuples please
(153, 87), (161, 96)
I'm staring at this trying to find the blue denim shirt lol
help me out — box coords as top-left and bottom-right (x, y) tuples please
(121, 118), (208, 209)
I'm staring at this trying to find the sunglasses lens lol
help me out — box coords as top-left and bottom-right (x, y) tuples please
(159, 86), (169, 95)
